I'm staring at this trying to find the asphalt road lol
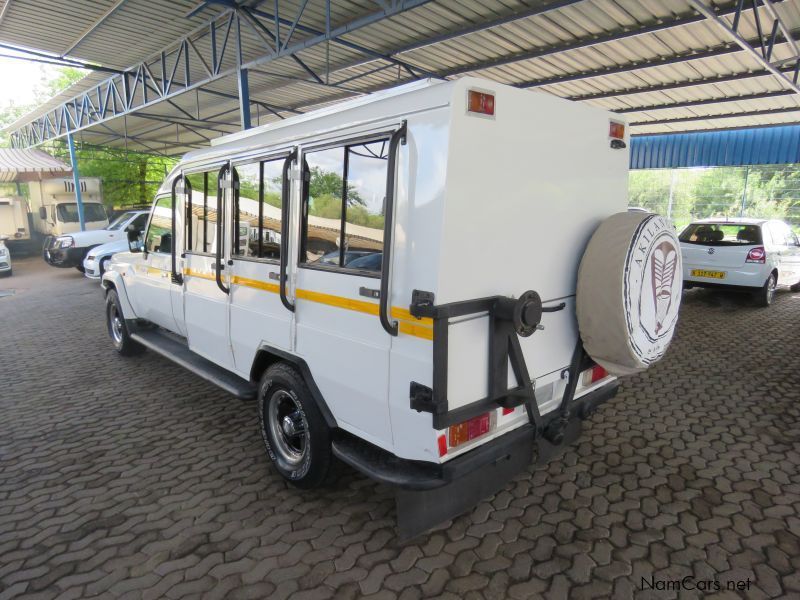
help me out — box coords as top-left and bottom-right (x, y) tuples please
(1, 256), (799, 599)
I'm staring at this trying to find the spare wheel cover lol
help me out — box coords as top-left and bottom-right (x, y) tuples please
(576, 212), (682, 376)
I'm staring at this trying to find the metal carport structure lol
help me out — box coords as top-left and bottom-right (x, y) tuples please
(3, 0), (800, 158)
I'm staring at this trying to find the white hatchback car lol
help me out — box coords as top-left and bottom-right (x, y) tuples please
(0, 238), (11, 277)
(680, 218), (800, 306)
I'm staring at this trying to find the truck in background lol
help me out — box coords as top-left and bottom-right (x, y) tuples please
(29, 177), (109, 241)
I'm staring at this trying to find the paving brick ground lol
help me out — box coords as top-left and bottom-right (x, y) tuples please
(1, 256), (799, 599)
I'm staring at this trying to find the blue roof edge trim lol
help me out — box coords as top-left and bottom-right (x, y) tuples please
(630, 124), (800, 169)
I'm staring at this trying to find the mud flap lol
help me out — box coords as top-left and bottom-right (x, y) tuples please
(535, 418), (582, 464)
(395, 428), (534, 541)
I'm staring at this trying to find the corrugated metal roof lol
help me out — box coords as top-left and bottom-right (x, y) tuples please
(0, 148), (72, 182)
(630, 123), (800, 168)
(1, 0), (800, 155)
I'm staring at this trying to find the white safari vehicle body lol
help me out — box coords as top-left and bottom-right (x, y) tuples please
(103, 77), (676, 536)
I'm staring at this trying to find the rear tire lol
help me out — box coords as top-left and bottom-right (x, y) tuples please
(258, 363), (331, 489)
(756, 273), (777, 307)
(105, 289), (144, 356)
(790, 281), (800, 292)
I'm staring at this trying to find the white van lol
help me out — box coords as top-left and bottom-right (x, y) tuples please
(102, 78), (683, 537)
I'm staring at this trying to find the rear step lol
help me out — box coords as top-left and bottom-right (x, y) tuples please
(130, 328), (257, 400)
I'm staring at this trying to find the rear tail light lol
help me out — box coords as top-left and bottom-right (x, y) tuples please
(467, 90), (495, 116)
(746, 246), (766, 263)
(582, 365), (608, 387)
(448, 412), (496, 450)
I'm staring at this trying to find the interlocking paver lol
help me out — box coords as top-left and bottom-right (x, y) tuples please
(2, 257), (800, 599)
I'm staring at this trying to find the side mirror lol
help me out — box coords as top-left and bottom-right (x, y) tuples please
(127, 225), (144, 253)
(38, 207), (47, 220)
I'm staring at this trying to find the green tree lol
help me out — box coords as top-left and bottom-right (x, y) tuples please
(309, 166), (364, 206)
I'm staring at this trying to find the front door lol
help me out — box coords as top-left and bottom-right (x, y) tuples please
(228, 153), (295, 374)
(183, 167), (236, 371)
(293, 138), (393, 445)
(134, 195), (180, 332)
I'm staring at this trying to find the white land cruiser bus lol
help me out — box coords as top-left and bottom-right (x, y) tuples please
(102, 78), (682, 537)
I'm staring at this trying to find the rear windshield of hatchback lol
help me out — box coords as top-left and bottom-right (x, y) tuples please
(679, 223), (762, 246)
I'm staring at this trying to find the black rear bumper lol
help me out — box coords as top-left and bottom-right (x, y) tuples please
(332, 380), (619, 492)
(337, 380), (619, 539)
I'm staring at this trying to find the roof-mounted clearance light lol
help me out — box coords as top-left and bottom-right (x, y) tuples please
(467, 90), (495, 116)
(609, 121), (625, 140)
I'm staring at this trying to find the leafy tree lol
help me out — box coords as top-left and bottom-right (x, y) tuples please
(308, 166), (364, 206)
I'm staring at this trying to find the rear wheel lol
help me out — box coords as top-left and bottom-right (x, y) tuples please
(755, 273), (777, 307)
(105, 289), (144, 356)
(258, 363), (331, 489)
(790, 281), (800, 292)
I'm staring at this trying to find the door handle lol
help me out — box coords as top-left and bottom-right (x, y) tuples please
(268, 271), (285, 282)
(359, 287), (380, 299)
(211, 263), (224, 271)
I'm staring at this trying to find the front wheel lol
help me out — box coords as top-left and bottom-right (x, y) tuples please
(755, 273), (777, 307)
(258, 363), (331, 489)
(106, 289), (144, 356)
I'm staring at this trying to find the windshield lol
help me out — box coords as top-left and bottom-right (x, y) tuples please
(57, 203), (107, 223)
(107, 211), (138, 230)
(680, 223), (762, 246)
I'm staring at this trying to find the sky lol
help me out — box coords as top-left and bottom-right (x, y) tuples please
(0, 50), (61, 106)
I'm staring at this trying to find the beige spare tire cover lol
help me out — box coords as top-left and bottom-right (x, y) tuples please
(577, 212), (682, 376)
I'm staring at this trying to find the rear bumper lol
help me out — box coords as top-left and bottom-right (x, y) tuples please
(333, 380), (620, 491)
(683, 264), (768, 289)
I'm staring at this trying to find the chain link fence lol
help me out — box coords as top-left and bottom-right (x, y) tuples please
(628, 164), (800, 232)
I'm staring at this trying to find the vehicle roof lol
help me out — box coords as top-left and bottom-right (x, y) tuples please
(689, 217), (768, 225)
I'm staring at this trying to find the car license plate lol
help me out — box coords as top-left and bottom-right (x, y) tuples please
(691, 269), (725, 279)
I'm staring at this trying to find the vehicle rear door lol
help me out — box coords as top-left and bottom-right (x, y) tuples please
(291, 134), (398, 444)
(182, 166), (236, 371)
(227, 151), (295, 372)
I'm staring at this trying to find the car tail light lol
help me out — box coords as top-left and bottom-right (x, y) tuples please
(609, 121), (625, 139)
(502, 407), (515, 416)
(467, 90), (495, 116)
(437, 434), (447, 457)
(746, 246), (766, 263)
(448, 412), (495, 449)
(583, 365), (608, 387)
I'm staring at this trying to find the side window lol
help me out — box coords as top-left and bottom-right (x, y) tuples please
(233, 158), (285, 260)
(301, 138), (389, 273)
(185, 171), (219, 253)
(132, 213), (148, 232)
(145, 196), (173, 254)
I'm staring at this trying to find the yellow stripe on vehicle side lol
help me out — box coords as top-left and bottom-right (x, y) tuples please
(183, 269), (433, 340)
(230, 275), (280, 294)
(183, 268), (218, 282)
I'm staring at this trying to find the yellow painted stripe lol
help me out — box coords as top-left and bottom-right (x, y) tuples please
(183, 269), (433, 340)
(183, 268), (218, 282)
(231, 275), (280, 294)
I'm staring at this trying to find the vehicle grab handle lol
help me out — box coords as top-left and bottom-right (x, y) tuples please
(378, 121), (407, 336)
(171, 176), (190, 285)
(215, 164), (231, 295)
(279, 149), (298, 312)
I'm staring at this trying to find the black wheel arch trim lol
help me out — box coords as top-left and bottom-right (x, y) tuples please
(251, 343), (337, 429)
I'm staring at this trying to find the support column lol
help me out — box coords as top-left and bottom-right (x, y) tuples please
(238, 67), (252, 130)
(67, 132), (86, 231)
(740, 165), (750, 217)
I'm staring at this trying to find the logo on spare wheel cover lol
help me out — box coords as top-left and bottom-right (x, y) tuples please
(623, 215), (683, 364)
(708, 247), (715, 254)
